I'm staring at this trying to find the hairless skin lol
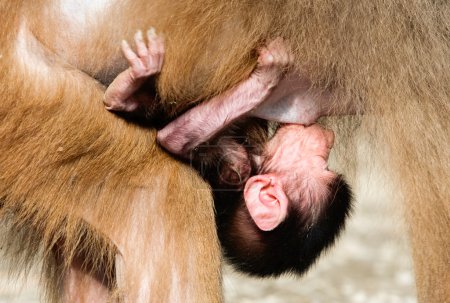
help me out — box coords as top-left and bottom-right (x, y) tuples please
(245, 123), (337, 230)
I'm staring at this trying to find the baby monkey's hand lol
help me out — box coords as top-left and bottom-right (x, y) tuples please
(122, 28), (165, 81)
(252, 38), (293, 89)
(104, 28), (164, 112)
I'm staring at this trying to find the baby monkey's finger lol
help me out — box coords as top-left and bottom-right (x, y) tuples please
(147, 28), (161, 56)
(134, 30), (149, 59)
(147, 28), (165, 71)
(267, 38), (289, 66)
(121, 40), (138, 63)
(121, 40), (145, 74)
(257, 47), (274, 66)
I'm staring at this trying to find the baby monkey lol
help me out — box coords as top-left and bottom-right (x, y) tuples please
(105, 29), (352, 277)
(210, 122), (351, 276)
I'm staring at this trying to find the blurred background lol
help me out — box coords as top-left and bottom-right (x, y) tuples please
(0, 168), (416, 303)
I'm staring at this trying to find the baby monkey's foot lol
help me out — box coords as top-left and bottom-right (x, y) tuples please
(253, 37), (293, 88)
(122, 28), (165, 80)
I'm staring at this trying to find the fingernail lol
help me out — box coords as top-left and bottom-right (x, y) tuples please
(147, 27), (156, 38)
(136, 30), (143, 40)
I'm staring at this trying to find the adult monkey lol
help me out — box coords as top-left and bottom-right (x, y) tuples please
(0, 0), (448, 303)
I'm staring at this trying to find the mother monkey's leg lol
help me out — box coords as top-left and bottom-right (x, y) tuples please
(0, 2), (221, 302)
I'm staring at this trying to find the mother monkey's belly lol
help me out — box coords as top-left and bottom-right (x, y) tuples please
(23, 0), (164, 83)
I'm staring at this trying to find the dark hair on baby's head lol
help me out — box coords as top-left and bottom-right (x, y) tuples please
(215, 175), (352, 277)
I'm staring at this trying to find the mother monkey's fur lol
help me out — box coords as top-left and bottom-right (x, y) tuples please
(0, 1), (449, 302)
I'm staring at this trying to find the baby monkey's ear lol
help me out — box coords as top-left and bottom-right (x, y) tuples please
(244, 174), (288, 231)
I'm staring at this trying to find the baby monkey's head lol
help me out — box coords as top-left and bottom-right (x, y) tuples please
(216, 124), (353, 277)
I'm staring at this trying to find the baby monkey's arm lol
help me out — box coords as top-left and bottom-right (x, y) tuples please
(157, 38), (292, 157)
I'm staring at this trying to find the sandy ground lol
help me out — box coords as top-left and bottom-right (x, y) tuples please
(0, 173), (416, 303)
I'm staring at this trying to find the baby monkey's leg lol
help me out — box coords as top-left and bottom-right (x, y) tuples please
(104, 28), (164, 112)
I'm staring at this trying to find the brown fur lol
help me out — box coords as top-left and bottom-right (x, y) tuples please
(0, 1), (222, 302)
(0, 0), (449, 302)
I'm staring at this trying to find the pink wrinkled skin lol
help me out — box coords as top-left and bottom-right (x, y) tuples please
(243, 123), (337, 230)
